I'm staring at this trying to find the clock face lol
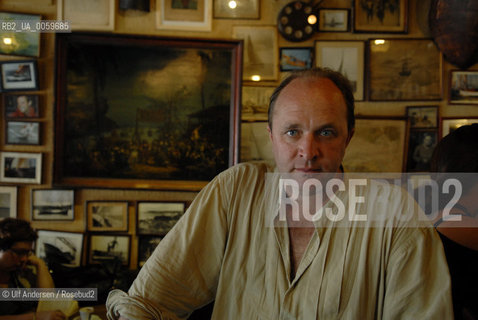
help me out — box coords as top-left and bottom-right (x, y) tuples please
(277, 1), (317, 42)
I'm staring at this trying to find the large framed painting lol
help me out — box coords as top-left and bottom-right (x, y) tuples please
(342, 117), (407, 172)
(315, 40), (365, 101)
(368, 38), (442, 101)
(353, 0), (408, 33)
(54, 33), (242, 191)
(156, 0), (212, 31)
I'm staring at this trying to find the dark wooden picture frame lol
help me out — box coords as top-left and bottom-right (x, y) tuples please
(0, 60), (39, 91)
(368, 38), (442, 101)
(88, 233), (131, 266)
(405, 129), (438, 172)
(5, 121), (41, 145)
(406, 105), (438, 129)
(353, 0), (408, 33)
(4, 94), (40, 119)
(138, 236), (161, 268)
(86, 200), (129, 232)
(36, 230), (84, 267)
(136, 201), (185, 236)
(54, 33), (242, 191)
(279, 47), (313, 72)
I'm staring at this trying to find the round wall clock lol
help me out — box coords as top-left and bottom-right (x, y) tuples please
(277, 1), (318, 42)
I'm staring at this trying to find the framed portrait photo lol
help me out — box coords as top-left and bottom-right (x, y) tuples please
(31, 189), (74, 221)
(0, 12), (41, 57)
(214, 0), (259, 19)
(0, 186), (17, 219)
(368, 38), (442, 101)
(279, 47), (313, 72)
(405, 129), (438, 172)
(88, 234), (130, 266)
(353, 0), (408, 33)
(233, 25), (278, 81)
(137, 201), (185, 236)
(343, 117), (407, 172)
(1, 60), (39, 91)
(241, 85), (274, 121)
(138, 236), (161, 268)
(5, 121), (40, 145)
(406, 106), (438, 129)
(36, 230), (84, 267)
(156, 0), (212, 31)
(4, 94), (40, 119)
(58, 0), (115, 31)
(449, 70), (478, 105)
(318, 8), (349, 32)
(0, 152), (41, 184)
(315, 40), (365, 101)
(441, 118), (478, 137)
(86, 201), (129, 232)
(54, 33), (241, 191)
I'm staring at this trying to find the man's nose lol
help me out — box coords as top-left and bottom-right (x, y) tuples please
(298, 133), (319, 161)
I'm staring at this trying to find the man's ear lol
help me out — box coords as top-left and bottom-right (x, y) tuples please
(268, 125), (273, 142)
(346, 127), (355, 147)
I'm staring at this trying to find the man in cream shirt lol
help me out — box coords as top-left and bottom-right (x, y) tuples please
(107, 68), (452, 319)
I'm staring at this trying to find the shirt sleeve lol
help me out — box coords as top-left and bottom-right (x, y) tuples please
(106, 171), (233, 320)
(381, 226), (453, 320)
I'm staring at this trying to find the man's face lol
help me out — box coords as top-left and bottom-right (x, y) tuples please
(17, 96), (29, 113)
(268, 77), (353, 177)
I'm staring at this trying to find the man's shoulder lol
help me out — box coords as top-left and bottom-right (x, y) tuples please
(220, 161), (276, 178)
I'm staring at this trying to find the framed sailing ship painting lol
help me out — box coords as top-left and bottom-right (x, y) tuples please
(368, 38), (442, 101)
(54, 33), (242, 190)
(315, 40), (365, 101)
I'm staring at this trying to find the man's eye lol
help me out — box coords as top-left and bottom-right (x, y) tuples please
(286, 129), (298, 137)
(319, 129), (334, 137)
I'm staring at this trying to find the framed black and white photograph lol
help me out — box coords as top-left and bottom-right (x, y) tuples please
(5, 121), (40, 145)
(0, 152), (41, 184)
(0, 60), (39, 91)
(406, 106), (438, 129)
(315, 40), (365, 101)
(4, 94), (40, 119)
(449, 70), (478, 105)
(0, 186), (17, 219)
(279, 47), (313, 72)
(138, 236), (161, 268)
(137, 201), (185, 236)
(405, 130), (438, 172)
(31, 189), (74, 221)
(318, 8), (349, 32)
(87, 201), (129, 232)
(35, 230), (84, 267)
(88, 234), (130, 266)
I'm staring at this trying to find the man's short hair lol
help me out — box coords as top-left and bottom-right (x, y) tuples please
(268, 67), (355, 132)
(0, 218), (37, 251)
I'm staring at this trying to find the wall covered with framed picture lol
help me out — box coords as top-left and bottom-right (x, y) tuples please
(1, 0), (477, 272)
